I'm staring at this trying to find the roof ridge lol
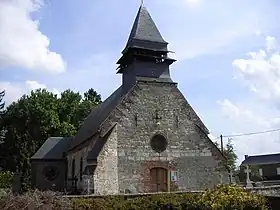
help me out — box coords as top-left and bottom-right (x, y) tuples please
(98, 84), (138, 130)
(248, 153), (280, 157)
(70, 84), (136, 150)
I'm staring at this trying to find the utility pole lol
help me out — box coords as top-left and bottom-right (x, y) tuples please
(220, 134), (224, 154)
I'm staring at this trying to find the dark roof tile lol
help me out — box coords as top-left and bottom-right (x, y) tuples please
(128, 5), (167, 43)
(31, 137), (72, 160)
(123, 5), (168, 52)
(69, 85), (132, 150)
(86, 124), (116, 162)
(241, 153), (280, 165)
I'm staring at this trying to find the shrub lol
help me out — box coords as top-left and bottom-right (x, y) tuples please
(71, 186), (268, 210)
(0, 190), (71, 210)
(0, 188), (11, 198)
(0, 171), (13, 189)
(0, 185), (270, 210)
(200, 185), (268, 210)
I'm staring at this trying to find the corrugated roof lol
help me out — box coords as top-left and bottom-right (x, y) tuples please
(31, 137), (72, 160)
(69, 85), (132, 150)
(241, 153), (280, 165)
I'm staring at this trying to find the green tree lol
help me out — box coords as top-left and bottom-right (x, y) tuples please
(223, 138), (238, 171)
(214, 137), (239, 183)
(0, 88), (101, 190)
(214, 138), (238, 171)
(84, 88), (101, 103)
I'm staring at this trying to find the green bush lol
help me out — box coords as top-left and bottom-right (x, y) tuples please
(71, 185), (268, 210)
(0, 171), (13, 189)
(200, 185), (268, 210)
(0, 185), (270, 210)
(0, 190), (71, 210)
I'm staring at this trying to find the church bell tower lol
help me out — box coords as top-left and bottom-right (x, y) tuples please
(117, 5), (176, 87)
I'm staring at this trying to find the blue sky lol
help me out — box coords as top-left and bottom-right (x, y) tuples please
(1, 0), (280, 163)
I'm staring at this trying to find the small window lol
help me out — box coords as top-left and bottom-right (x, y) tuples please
(80, 157), (83, 181)
(277, 167), (280, 175)
(171, 170), (179, 182)
(259, 168), (263, 176)
(72, 159), (75, 179)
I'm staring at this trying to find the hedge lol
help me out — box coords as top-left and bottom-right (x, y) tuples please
(0, 185), (270, 210)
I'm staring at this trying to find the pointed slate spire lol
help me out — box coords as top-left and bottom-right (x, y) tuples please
(123, 5), (168, 52)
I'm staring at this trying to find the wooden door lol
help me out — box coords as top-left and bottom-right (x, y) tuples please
(150, 167), (168, 192)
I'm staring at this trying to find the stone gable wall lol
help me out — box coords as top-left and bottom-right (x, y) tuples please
(65, 81), (228, 195)
(111, 81), (229, 193)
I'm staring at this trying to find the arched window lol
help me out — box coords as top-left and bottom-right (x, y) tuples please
(80, 157), (83, 181)
(150, 134), (168, 153)
(71, 159), (75, 180)
(150, 167), (168, 192)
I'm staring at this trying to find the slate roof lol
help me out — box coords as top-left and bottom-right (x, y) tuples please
(31, 137), (72, 160)
(123, 5), (168, 52)
(86, 124), (116, 162)
(241, 153), (280, 165)
(69, 86), (132, 150)
(128, 5), (167, 43)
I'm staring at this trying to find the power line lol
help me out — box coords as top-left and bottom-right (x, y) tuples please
(222, 128), (280, 138)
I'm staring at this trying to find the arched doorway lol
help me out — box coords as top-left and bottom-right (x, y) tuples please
(150, 167), (168, 192)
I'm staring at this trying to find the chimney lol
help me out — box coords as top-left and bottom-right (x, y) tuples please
(244, 155), (248, 159)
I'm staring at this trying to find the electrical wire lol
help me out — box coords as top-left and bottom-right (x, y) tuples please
(222, 128), (280, 138)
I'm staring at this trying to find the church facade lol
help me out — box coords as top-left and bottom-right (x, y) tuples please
(31, 5), (229, 195)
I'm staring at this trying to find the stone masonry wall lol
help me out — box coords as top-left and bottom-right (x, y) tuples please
(67, 136), (97, 191)
(106, 81), (228, 193)
(93, 126), (119, 195)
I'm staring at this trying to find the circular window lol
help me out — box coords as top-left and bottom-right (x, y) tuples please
(150, 134), (168, 153)
(43, 166), (59, 181)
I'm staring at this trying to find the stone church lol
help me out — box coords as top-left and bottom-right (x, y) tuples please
(31, 4), (229, 195)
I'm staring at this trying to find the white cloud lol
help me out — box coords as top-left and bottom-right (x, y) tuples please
(0, 0), (66, 73)
(233, 35), (280, 103)
(0, 80), (60, 105)
(185, 0), (201, 8)
(218, 99), (278, 129)
(218, 99), (280, 164)
(25, 80), (47, 91)
(265, 36), (277, 51)
(158, 0), (269, 61)
(215, 33), (280, 164)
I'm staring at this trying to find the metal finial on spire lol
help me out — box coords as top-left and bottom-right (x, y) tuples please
(141, 0), (144, 6)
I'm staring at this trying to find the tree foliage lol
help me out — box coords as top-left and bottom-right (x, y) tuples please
(0, 88), (101, 190)
(223, 138), (238, 171)
(0, 171), (13, 189)
(214, 137), (238, 183)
